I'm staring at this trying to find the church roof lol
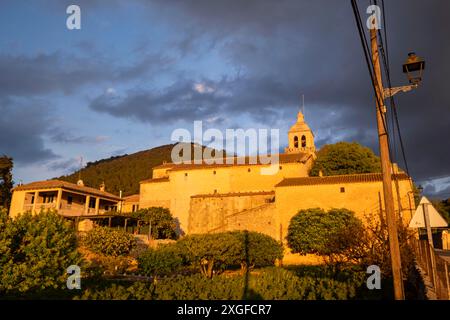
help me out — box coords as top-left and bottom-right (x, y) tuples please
(275, 173), (411, 187)
(288, 111), (313, 134)
(152, 152), (312, 172)
(13, 180), (121, 200)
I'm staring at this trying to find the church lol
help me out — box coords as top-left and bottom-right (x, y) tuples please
(138, 111), (415, 243)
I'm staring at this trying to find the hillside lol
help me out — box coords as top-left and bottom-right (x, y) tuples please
(58, 143), (224, 196)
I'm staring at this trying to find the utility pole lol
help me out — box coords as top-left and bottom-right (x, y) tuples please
(370, 26), (405, 300)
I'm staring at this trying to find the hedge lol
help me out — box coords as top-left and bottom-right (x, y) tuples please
(84, 226), (136, 256)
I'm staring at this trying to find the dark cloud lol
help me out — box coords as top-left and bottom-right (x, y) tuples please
(0, 97), (58, 164)
(87, 0), (450, 186)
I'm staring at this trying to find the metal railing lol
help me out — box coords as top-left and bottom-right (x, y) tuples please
(412, 238), (450, 300)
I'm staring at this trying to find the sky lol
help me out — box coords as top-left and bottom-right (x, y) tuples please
(0, 0), (449, 198)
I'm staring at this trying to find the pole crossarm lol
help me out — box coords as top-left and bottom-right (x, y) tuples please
(383, 84), (418, 99)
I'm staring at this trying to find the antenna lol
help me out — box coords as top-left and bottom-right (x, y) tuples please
(78, 156), (83, 181)
(302, 94), (305, 115)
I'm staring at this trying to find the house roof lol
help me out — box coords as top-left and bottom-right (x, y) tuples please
(123, 194), (140, 203)
(275, 173), (411, 187)
(152, 152), (312, 172)
(13, 180), (121, 201)
(139, 177), (170, 184)
(191, 191), (275, 199)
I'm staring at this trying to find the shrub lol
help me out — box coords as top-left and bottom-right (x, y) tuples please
(0, 209), (81, 294)
(84, 226), (136, 256)
(287, 208), (364, 267)
(176, 231), (283, 277)
(75, 266), (371, 300)
(131, 207), (178, 239)
(137, 245), (184, 277)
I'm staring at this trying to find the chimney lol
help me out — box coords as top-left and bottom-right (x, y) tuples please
(99, 182), (106, 192)
(319, 170), (323, 177)
(77, 179), (84, 186)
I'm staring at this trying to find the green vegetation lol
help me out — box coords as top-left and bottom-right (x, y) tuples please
(287, 208), (363, 259)
(0, 209), (80, 295)
(83, 226), (137, 256)
(131, 207), (178, 239)
(176, 231), (283, 278)
(310, 142), (381, 176)
(137, 245), (184, 278)
(76, 266), (373, 300)
(0, 156), (13, 209)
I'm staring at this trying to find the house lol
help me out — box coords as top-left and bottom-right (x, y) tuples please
(9, 179), (121, 218)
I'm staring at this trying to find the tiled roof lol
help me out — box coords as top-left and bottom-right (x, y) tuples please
(123, 194), (140, 202)
(275, 173), (410, 187)
(13, 180), (121, 200)
(139, 177), (170, 184)
(153, 152), (312, 171)
(191, 191), (275, 199)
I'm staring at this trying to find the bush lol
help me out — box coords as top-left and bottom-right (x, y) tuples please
(84, 226), (136, 256)
(0, 209), (81, 295)
(75, 266), (371, 300)
(287, 208), (364, 266)
(176, 231), (283, 277)
(137, 245), (184, 277)
(131, 207), (178, 239)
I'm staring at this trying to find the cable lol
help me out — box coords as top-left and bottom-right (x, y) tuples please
(351, 0), (392, 157)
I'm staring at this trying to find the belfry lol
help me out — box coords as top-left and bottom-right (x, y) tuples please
(285, 111), (315, 154)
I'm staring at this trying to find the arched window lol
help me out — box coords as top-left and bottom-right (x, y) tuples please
(294, 136), (299, 148)
(301, 135), (306, 148)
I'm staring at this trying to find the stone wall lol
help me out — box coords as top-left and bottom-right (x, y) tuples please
(188, 192), (275, 235)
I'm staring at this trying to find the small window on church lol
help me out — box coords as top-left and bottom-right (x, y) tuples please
(248, 168), (251, 172)
(213, 171), (216, 175)
(279, 166), (282, 170)
(301, 135), (306, 148)
(294, 136), (299, 148)
(340, 187), (345, 193)
(185, 173), (188, 177)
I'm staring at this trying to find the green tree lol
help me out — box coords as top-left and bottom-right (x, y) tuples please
(0, 156), (13, 209)
(310, 142), (381, 176)
(0, 209), (81, 294)
(131, 207), (178, 239)
(286, 208), (364, 266)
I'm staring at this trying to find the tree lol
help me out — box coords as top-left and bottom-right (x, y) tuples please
(83, 226), (136, 256)
(286, 208), (364, 267)
(0, 156), (13, 209)
(131, 207), (178, 239)
(0, 209), (81, 295)
(310, 142), (381, 176)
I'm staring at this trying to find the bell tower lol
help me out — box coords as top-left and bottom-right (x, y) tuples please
(285, 111), (315, 154)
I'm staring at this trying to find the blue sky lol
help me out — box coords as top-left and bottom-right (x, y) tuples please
(1, 0), (449, 198)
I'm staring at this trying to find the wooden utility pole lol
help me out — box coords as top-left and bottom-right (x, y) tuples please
(370, 26), (405, 300)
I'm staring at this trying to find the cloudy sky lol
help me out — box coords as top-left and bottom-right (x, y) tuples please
(0, 0), (449, 198)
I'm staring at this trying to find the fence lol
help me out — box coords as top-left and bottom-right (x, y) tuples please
(412, 238), (450, 300)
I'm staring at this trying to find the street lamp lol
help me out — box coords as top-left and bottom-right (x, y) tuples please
(383, 52), (426, 98)
(403, 52), (425, 85)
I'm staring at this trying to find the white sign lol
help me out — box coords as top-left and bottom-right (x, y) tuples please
(408, 196), (448, 228)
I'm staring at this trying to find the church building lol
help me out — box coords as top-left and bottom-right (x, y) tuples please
(138, 112), (415, 243)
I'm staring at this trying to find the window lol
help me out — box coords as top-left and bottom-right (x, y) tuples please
(213, 171), (216, 175)
(67, 195), (73, 205)
(279, 166), (283, 170)
(340, 187), (345, 193)
(184, 173), (188, 177)
(248, 168), (251, 172)
(294, 136), (299, 148)
(301, 135), (306, 148)
(89, 198), (96, 208)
